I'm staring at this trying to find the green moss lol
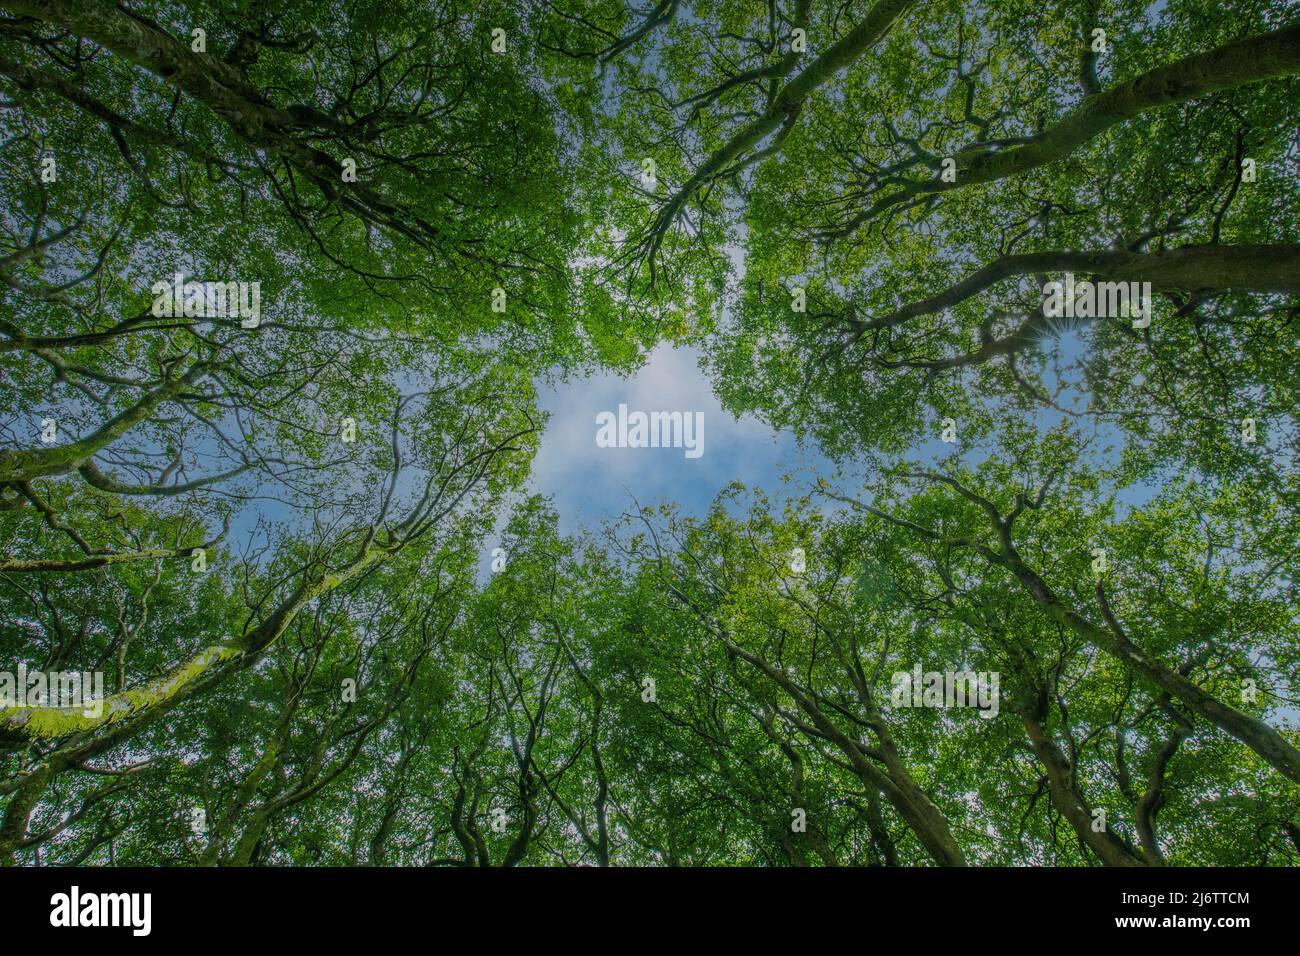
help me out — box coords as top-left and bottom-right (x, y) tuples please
(0, 645), (240, 740)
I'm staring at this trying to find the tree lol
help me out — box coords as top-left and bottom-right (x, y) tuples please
(1, 0), (1295, 868)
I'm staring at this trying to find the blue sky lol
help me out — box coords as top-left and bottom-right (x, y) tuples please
(525, 343), (831, 535)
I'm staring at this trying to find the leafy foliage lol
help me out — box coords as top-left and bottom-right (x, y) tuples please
(0, 0), (1295, 866)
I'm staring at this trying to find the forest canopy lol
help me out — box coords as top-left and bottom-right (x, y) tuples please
(0, 0), (1296, 866)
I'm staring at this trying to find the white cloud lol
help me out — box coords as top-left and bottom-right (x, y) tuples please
(527, 344), (819, 531)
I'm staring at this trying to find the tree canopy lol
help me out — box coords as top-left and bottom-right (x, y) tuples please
(0, 0), (1296, 866)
